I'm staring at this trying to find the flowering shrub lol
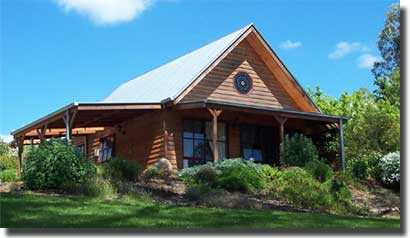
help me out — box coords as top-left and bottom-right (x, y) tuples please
(379, 151), (400, 187)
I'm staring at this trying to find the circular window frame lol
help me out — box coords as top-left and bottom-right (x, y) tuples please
(233, 71), (253, 95)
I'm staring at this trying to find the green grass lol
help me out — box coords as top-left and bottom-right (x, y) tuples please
(0, 192), (400, 229)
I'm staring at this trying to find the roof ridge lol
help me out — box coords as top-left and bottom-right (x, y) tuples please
(103, 23), (253, 101)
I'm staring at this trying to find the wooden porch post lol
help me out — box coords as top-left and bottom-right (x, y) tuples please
(208, 108), (222, 162)
(16, 136), (24, 176)
(36, 123), (48, 142)
(339, 118), (346, 173)
(274, 116), (287, 166)
(162, 109), (169, 159)
(63, 109), (77, 142)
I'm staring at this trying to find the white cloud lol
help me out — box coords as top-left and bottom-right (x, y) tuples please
(54, 0), (153, 25)
(0, 134), (13, 143)
(279, 40), (302, 49)
(328, 41), (369, 59)
(357, 54), (380, 69)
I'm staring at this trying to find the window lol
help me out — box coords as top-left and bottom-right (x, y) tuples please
(100, 137), (114, 162)
(76, 144), (85, 155)
(183, 120), (226, 167)
(240, 125), (277, 164)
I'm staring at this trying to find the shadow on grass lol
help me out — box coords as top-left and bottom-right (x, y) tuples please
(0, 192), (401, 234)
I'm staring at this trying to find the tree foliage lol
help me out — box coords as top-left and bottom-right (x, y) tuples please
(308, 86), (400, 160)
(372, 3), (400, 106)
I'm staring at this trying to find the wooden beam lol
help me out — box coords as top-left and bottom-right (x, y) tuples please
(207, 108), (222, 162)
(16, 136), (24, 176)
(70, 109), (78, 129)
(162, 109), (169, 159)
(77, 104), (161, 110)
(24, 127), (105, 138)
(274, 115), (287, 166)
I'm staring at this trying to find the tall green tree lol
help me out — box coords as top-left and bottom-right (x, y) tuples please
(372, 3), (400, 106)
(308, 87), (400, 160)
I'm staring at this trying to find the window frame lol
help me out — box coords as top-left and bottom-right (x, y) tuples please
(182, 119), (228, 166)
(99, 135), (115, 163)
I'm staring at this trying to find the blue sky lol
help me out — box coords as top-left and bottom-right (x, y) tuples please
(0, 0), (396, 139)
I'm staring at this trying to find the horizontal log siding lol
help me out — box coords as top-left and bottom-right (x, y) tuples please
(182, 40), (300, 110)
(163, 109), (183, 170)
(114, 111), (165, 168)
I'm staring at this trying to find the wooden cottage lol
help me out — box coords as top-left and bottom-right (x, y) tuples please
(11, 24), (347, 174)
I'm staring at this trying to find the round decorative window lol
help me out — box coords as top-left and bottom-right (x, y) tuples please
(234, 72), (252, 94)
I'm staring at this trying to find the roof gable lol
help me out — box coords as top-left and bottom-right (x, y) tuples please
(103, 24), (252, 103)
(103, 23), (320, 113)
(181, 39), (300, 110)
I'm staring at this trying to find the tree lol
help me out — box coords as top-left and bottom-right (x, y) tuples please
(372, 3), (400, 106)
(307, 86), (400, 160)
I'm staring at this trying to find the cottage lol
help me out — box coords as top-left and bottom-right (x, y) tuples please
(11, 24), (346, 174)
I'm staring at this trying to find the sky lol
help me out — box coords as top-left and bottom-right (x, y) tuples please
(0, 0), (397, 140)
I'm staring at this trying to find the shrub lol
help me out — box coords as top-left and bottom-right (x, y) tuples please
(0, 169), (18, 183)
(329, 177), (352, 202)
(180, 158), (266, 193)
(348, 159), (368, 180)
(0, 156), (18, 171)
(282, 133), (319, 167)
(305, 159), (333, 182)
(66, 177), (116, 197)
(193, 166), (219, 186)
(105, 157), (142, 182)
(141, 166), (160, 180)
(255, 164), (282, 182)
(217, 163), (265, 192)
(379, 151), (400, 188)
(367, 152), (383, 181)
(22, 139), (96, 190)
(271, 168), (332, 211)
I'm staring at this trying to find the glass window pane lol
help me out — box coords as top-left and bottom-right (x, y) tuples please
(193, 121), (205, 139)
(204, 141), (213, 162)
(243, 148), (253, 160)
(183, 120), (193, 138)
(205, 121), (212, 140)
(218, 142), (226, 160)
(252, 149), (263, 162)
(184, 139), (193, 157)
(193, 140), (204, 159)
(218, 123), (226, 141)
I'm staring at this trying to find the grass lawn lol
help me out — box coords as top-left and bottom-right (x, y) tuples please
(0, 192), (400, 229)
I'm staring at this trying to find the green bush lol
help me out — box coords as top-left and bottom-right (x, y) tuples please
(255, 164), (282, 182)
(22, 139), (96, 190)
(271, 168), (332, 211)
(105, 157), (142, 182)
(217, 163), (265, 192)
(0, 156), (18, 171)
(305, 159), (333, 182)
(367, 152), (383, 181)
(66, 176), (116, 197)
(141, 166), (160, 180)
(180, 158), (266, 193)
(379, 151), (400, 188)
(348, 159), (368, 180)
(0, 169), (18, 183)
(282, 133), (319, 167)
(193, 166), (219, 186)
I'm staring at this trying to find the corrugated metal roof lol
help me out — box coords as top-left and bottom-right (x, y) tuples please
(103, 24), (252, 103)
